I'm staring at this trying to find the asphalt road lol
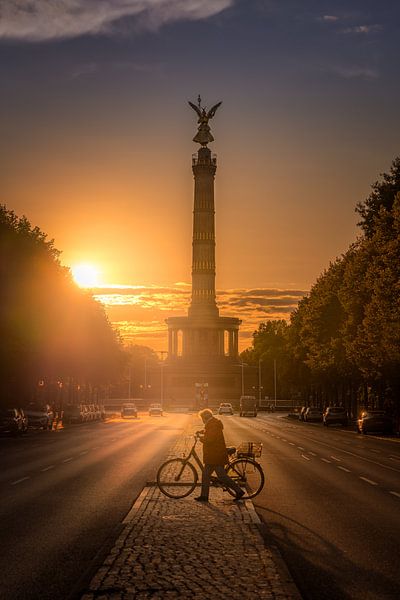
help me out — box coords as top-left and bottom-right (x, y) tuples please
(0, 413), (190, 600)
(222, 413), (400, 600)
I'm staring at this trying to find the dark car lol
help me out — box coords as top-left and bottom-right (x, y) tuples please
(323, 406), (348, 427)
(149, 403), (163, 416)
(121, 403), (138, 418)
(63, 405), (85, 424)
(304, 407), (323, 422)
(239, 396), (257, 417)
(0, 408), (23, 435)
(357, 410), (393, 435)
(24, 403), (54, 430)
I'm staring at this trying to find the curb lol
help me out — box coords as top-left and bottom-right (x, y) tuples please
(257, 522), (304, 600)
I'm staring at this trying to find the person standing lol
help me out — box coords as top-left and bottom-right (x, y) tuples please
(195, 408), (244, 502)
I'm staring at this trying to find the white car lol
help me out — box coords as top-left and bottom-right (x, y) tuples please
(218, 403), (234, 415)
(149, 403), (163, 416)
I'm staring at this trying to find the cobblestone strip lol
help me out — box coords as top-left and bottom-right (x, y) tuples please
(81, 416), (300, 600)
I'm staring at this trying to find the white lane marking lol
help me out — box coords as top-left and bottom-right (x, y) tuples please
(285, 433), (400, 474)
(11, 477), (30, 485)
(297, 446), (305, 450)
(389, 491), (400, 499)
(370, 449), (381, 454)
(309, 452), (317, 456)
(79, 451), (88, 455)
(359, 476), (378, 486)
(282, 438), (287, 442)
(62, 457), (73, 463)
(289, 442), (295, 446)
(301, 454), (310, 461)
(337, 466), (351, 473)
(92, 446), (99, 450)
(330, 456), (341, 462)
(41, 465), (54, 472)
(321, 458), (331, 463)
(389, 456), (400, 462)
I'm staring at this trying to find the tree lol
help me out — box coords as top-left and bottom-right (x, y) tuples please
(0, 205), (124, 406)
(356, 157), (400, 237)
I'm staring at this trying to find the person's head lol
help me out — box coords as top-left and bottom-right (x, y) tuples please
(198, 408), (213, 424)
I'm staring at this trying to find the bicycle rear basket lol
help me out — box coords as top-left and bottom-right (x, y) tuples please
(237, 442), (262, 458)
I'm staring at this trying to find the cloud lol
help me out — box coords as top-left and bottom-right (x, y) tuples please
(0, 0), (233, 42)
(94, 283), (308, 351)
(320, 15), (339, 22)
(340, 24), (382, 35)
(330, 65), (379, 80)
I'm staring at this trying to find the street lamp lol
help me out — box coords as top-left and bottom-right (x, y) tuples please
(241, 362), (247, 396)
(157, 351), (168, 404)
(128, 366), (132, 400)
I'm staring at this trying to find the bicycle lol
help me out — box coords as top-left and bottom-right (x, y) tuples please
(156, 433), (265, 500)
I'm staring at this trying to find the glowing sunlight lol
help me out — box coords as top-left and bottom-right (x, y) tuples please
(72, 263), (100, 288)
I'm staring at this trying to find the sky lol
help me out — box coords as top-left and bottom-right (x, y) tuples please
(1, 0), (400, 351)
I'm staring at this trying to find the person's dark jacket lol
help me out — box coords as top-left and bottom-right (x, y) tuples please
(202, 416), (228, 465)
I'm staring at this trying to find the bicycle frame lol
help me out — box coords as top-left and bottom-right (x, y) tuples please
(182, 436), (206, 474)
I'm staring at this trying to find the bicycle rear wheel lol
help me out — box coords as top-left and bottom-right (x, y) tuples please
(157, 458), (198, 499)
(225, 458), (264, 499)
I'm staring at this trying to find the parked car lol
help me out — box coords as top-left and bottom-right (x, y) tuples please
(121, 403), (138, 418)
(299, 406), (307, 421)
(218, 402), (234, 415)
(357, 410), (393, 435)
(149, 403), (163, 416)
(23, 403), (54, 430)
(63, 405), (85, 424)
(304, 407), (323, 422)
(239, 396), (257, 417)
(323, 406), (348, 427)
(0, 408), (23, 435)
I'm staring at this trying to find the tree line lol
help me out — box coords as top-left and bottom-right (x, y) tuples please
(241, 158), (400, 422)
(0, 205), (125, 408)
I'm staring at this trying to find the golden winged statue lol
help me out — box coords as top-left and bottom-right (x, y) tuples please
(188, 96), (222, 146)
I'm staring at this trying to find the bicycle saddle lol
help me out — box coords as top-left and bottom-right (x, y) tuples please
(226, 446), (236, 456)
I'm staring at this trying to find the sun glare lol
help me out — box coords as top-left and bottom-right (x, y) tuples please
(72, 264), (100, 288)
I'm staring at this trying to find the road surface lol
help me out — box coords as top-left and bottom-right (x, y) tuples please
(222, 413), (400, 600)
(0, 413), (190, 600)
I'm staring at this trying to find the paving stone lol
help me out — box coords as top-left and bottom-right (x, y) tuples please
(81, 417), (299, 600)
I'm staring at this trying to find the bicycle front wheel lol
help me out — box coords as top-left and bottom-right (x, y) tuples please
(225, 458), (264, 499)
(156, 458), (198, 499)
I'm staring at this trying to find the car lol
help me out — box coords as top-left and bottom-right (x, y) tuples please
(23, 403), (54, 430)
(323, 406), (348, 427)
(304, 407), (323, 422)
(298, 406), (307, 421)
(0, 407), (24, 435)
(63, 405), (85, 424)
(218, 402), (234, 415)
(357, 410), (393, 435)
(239, 396), (257, 417)
(121, 403), (138, 418)
(149, 403), (163, 416)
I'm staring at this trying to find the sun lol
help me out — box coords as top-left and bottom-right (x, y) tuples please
(72, 263), (100, 288)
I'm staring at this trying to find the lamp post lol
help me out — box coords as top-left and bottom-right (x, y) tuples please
(273, 358), (277, 406)
(241, 362), (247, 396)
(258, 358), (262, 404)
(128, 366), (132, 400)
(158, 351), (168, 404)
